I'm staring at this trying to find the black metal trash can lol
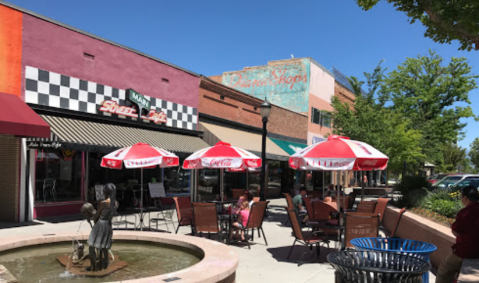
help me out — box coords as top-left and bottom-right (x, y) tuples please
(327, 250), (431, 283)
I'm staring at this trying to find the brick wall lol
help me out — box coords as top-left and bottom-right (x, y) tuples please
(0, 134), (20, 222)
(334, 81), (355, 106)
(200, 78), (307, 140)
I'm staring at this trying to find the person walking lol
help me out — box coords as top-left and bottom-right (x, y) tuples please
(436, 186), (479, 283)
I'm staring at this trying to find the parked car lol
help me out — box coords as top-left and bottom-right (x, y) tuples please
(434, 174), (479, 189)
(450, 176), (479, 191)
(427, 173), (452, 184)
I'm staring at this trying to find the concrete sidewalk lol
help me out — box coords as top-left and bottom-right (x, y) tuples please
(0, 198), (434, 283)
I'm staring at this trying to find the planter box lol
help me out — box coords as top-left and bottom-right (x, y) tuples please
(383, 206), (455, 269)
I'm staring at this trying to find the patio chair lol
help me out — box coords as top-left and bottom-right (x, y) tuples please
(191, 202), (222, 241)
(173, 197), (193, 234)
(150, 197), (176, 232)
(283, 193), (294, 226)
(389, 208), (406, 238)
(344, 212), (379, 248)
(312, 201), (340, 239)
(285, 207), (330, 266)
(374, 197), (390, 223)
(231, 189), (245, 200)
(348, 192), (357, 210)
(112, 213), (138, 231)
(356, 201), (377, 213)
(239, 201), (269, 249)
(303, 196), (316, 222)
(43, 178), (57, 203)
(332, 196), (350, 211)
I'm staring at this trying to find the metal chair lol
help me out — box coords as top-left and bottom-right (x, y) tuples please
(173, 197), (193, 234)
(285, 207), (330, 266)
(240, 201), (269, 249)
(374, 197), (390, 223)
(191, 202), (222, 241)
(283, 193), (294, 226)
(344, 212), (379, 248)
(356, 201), (377, 213)
(231, 189), (245, 200)
(112, 213), (138, 230)
(390, 207), (406, 238)
(150, 197), (176, 232)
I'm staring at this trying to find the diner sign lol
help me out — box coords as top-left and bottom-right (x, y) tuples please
(99, 100), (167, 124)
(27, 141), (62, 149)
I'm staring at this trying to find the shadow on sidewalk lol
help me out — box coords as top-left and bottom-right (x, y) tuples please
(267, 245), (336, 265)
(36, 214), (84, 223)
(0, 221), (43, 229)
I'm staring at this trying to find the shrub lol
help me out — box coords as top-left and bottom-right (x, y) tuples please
(396, 188), (428, 208)
(394, 175), (432, 196)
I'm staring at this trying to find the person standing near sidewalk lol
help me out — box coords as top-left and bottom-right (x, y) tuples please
(436, 186), (479, 283)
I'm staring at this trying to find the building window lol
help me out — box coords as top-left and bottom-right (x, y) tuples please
(321, 112), (331, 128)
(34, 149), (83, 204)
(311, 107), (321, 124)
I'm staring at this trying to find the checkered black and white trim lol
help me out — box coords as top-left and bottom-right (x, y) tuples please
(24, 66), (198, 130)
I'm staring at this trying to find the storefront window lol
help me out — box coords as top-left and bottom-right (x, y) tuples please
(34, 149), (83, 204)
(87, 153), (190, 209)
(198, 169), (220, 201)
(267, 161), (282, 198)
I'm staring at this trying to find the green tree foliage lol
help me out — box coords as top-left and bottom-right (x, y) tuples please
(384, 51), (477, 165)
(469, 138), (479, 169)
(355, 0), (479, 51)
(331, 52), (477, 172)
(437, 143), (466, 172)
(330, 63), (424, 173)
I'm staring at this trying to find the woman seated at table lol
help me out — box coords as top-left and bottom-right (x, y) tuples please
(231, 201), (250, 241)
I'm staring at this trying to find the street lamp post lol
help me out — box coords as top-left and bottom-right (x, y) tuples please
(259, 98), (271, 202)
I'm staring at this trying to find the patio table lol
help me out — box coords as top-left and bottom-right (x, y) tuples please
(307, 219), (345, 250)
(351, 237), (436, 283)
(218, 213), (238, 245)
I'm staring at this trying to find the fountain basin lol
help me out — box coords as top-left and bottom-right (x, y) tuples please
(0, 231), (238, 283)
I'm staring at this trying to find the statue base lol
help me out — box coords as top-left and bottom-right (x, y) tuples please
(57, 255), (128, 277)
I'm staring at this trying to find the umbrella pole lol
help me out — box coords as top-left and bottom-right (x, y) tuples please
(246, 171), (249, 192)
(337, 171), (341, 212)
(220, 168), (224, 202)
(361, 171), (364, 201)
(140, 167), (144, 231)
(322, 171), (325, 200)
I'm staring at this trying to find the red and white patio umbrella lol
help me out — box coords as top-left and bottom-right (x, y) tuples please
(289, 135), (389, 210)
(101, 142), (179, 230)
(289, 135), (388, 171)
(183, 141), (261, 201)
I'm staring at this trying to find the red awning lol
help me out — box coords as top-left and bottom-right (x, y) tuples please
(0, 92), (50, 138)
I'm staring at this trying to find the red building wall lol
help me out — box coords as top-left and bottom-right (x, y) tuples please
(21, 14), (200, 108)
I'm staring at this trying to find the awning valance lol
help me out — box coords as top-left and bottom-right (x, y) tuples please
(0, 93), (50, 138)
(269, 137), (307, 155)
(27, 115), (209, 156)
(199, 122), (290, 161)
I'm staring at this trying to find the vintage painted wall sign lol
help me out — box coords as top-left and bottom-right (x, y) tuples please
(99, 100), (167, 123)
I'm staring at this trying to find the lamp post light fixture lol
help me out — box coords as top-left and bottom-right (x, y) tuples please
(259, 98), (271, 202)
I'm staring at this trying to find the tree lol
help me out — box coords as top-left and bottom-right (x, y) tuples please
(470, 138), (479, 168)
(330, 63), (424, 173)
(383, 51), (477, 165)
(437, 142), (466, 172)
(331, 52), (477, 173)
(355, 0), (479, 51)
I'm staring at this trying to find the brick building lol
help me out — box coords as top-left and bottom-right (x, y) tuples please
(197, 77), (309, 199)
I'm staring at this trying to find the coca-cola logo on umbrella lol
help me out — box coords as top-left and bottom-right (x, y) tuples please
(245, 159), (259, 167)
(187, 159), (199, 168)
(209, 159), (233, 167)
(362, 159), (378, 166)
(107, 160), (119, 167)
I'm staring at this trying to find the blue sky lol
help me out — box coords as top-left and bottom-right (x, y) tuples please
(7, 0), (479, 150)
